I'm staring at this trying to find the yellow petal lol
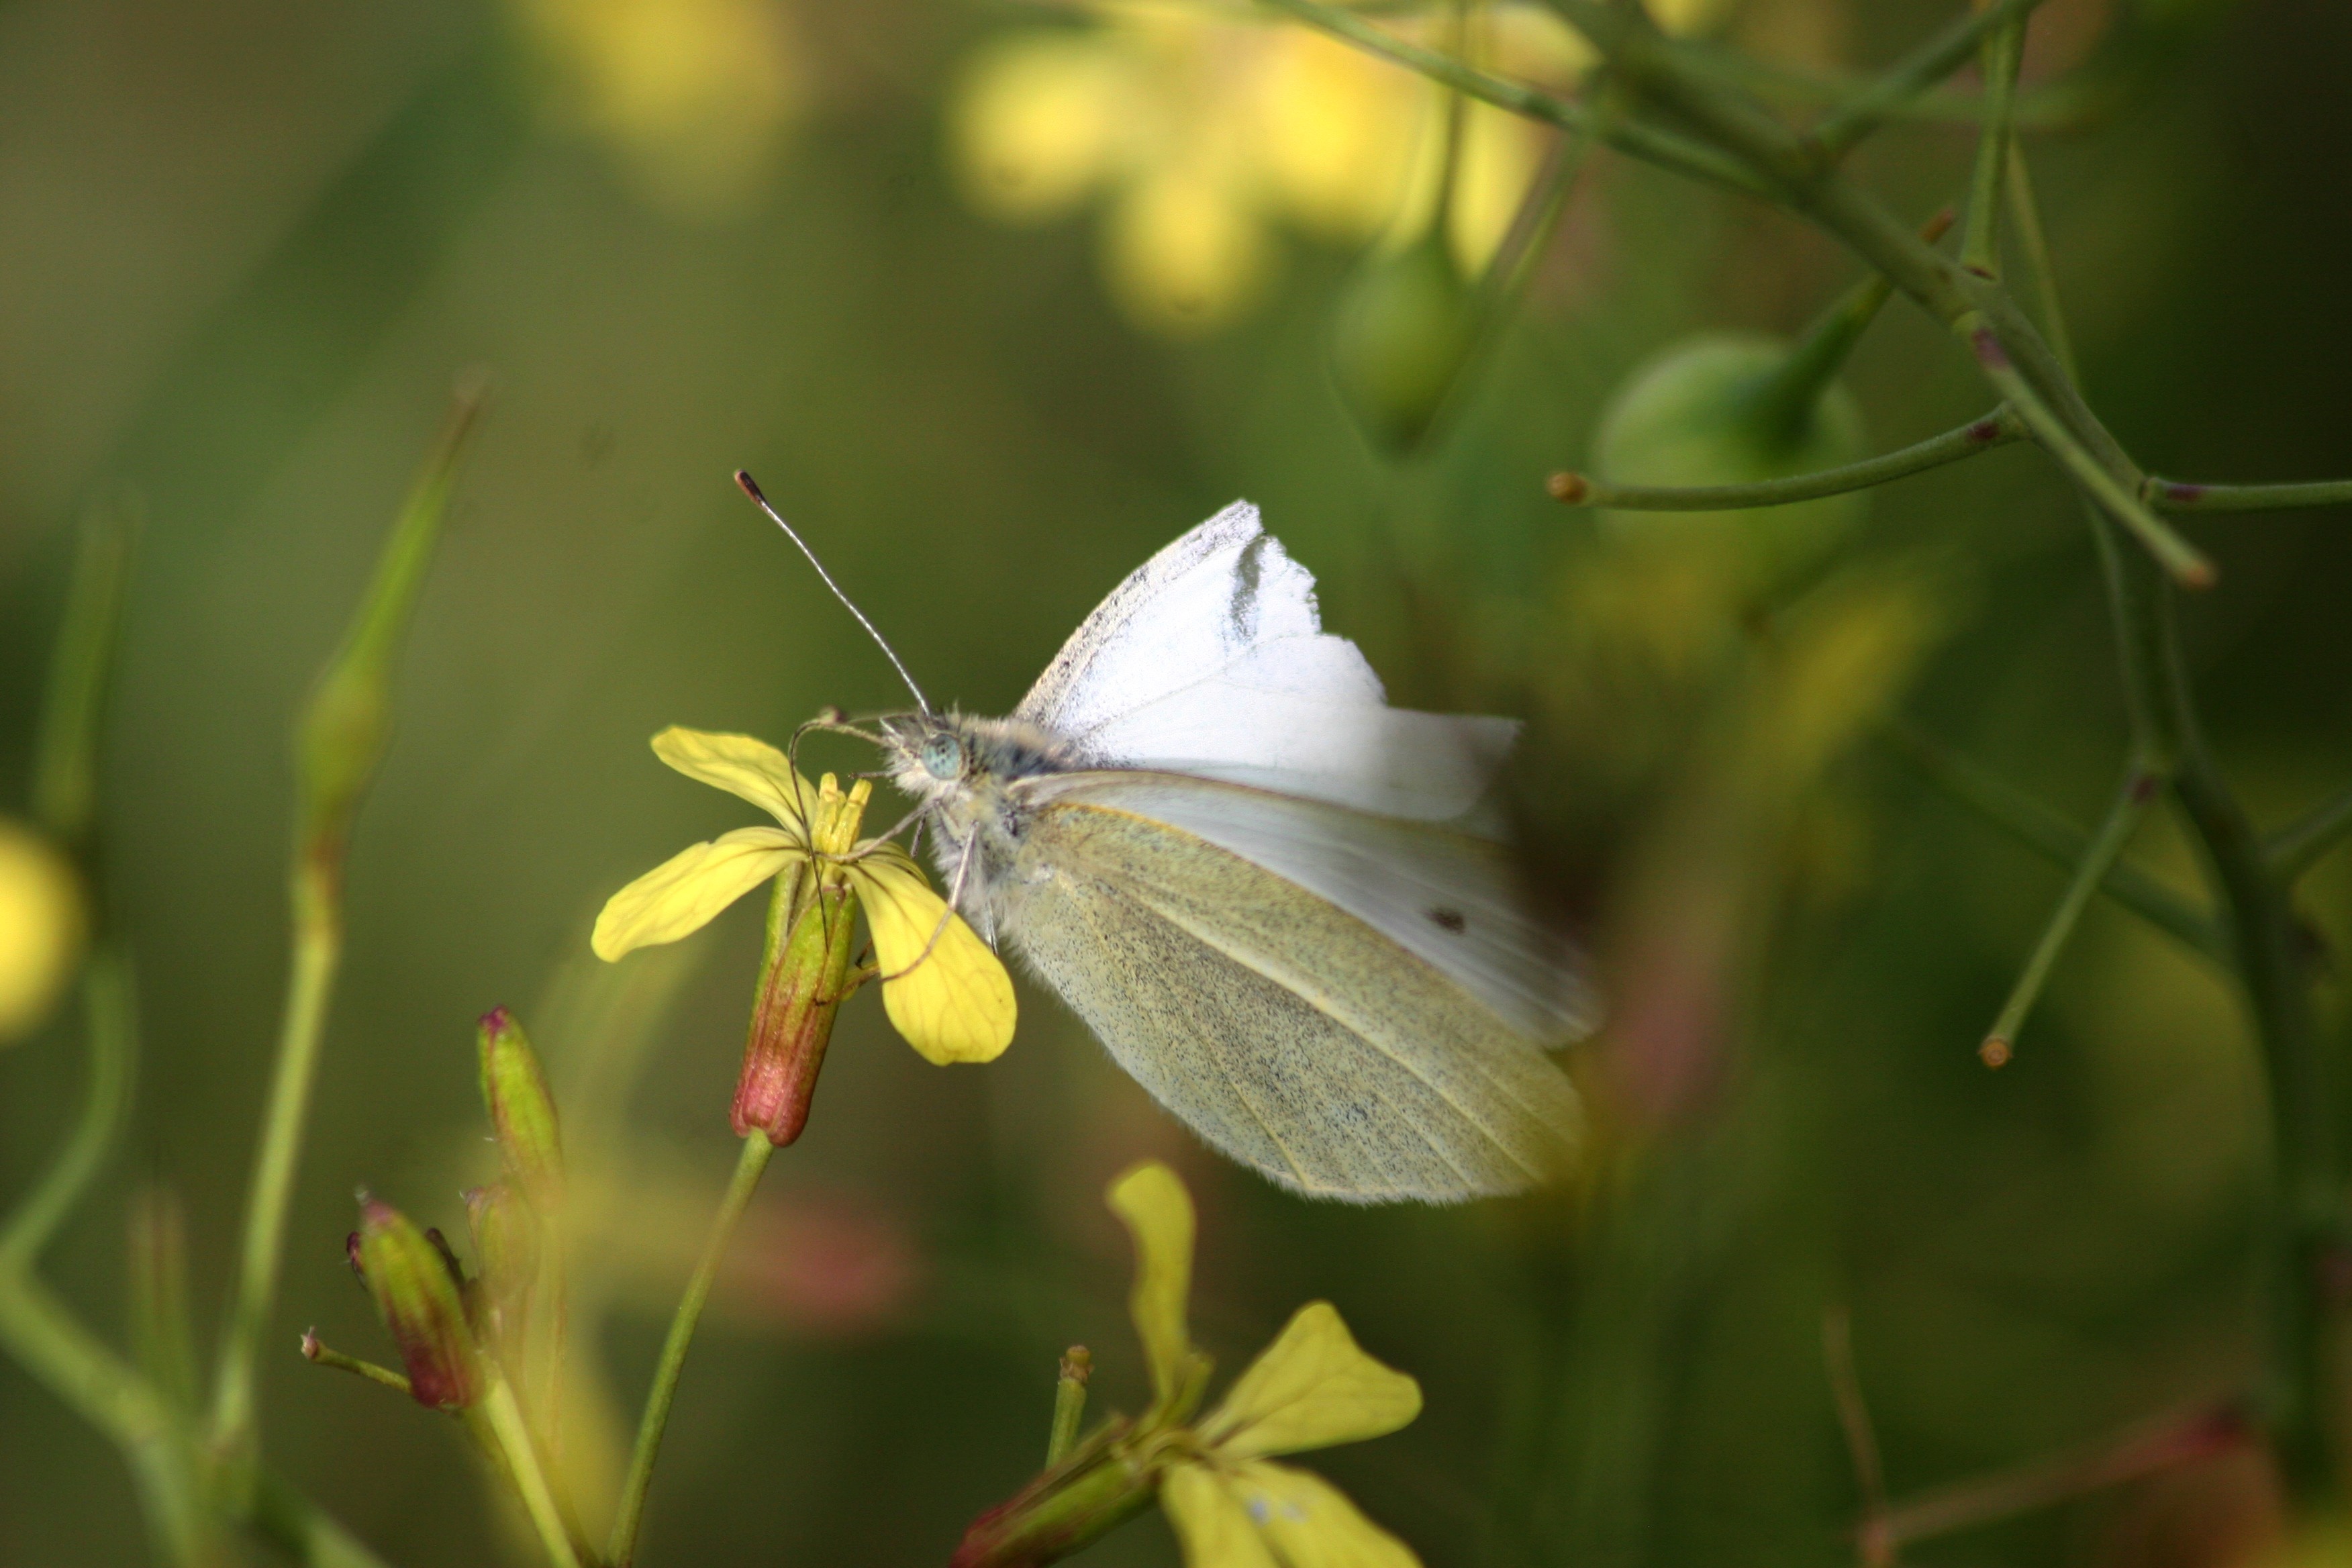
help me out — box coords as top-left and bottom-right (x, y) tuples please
(1218, 1459), (1424, 1568)
(591, 827), (799, 961)
(649, 727), (816, 829)
(1163, 1464), (1281, 1568)
(1103, 164), (1271, 335)
(1200, 1302), (1422, 1460)
(1106, 1160), (1193, 1410)
(0, 819), (85, 1043)
(851, 851), (1016, 1066)
(949, 32), (1135, 220)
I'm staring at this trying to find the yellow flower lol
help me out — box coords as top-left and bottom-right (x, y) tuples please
(0, 818), (85, 1044)
(591, 727), (1014, 1066)
(1110, 1162), (1426, 1568)
(954, 1161), (1424, 1566)
(947, 3), (1592, 335)
(512, 0), (805, 217)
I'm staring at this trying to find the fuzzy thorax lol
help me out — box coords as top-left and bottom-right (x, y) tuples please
(878, 710), (1078, 903)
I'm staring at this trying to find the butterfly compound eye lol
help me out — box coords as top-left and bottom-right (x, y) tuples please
(920, 734), (962, 781)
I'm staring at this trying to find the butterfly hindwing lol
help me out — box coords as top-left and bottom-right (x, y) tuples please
(1020, 772), (1598, 1042)
(1002, 797), (1581, 1203)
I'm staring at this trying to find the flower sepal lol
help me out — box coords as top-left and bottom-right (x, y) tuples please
(950, 1418), (1167, 1568)
(732, 775), (871, 1144)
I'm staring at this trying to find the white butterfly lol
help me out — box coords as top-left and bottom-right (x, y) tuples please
(743, 479), (1596, 1203)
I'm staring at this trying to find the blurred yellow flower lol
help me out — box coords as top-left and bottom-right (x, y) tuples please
(513, 0), (805, 217)
(592, 727), (1014, 1065)
(948, 3), (1594, 334)
(1111, 1161), (1426, 1568)
(0, 818), (84, 1044)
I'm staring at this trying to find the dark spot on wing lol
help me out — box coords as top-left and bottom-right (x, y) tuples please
(1228, 532), (1271, 642)
(1427, 906), (1467, 934)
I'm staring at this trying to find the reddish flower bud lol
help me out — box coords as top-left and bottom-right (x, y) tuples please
(353, 1193), (485, 1410)
(731, 776), (873, 1146)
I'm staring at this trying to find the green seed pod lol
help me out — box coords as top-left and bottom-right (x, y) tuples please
(354, 1193), (484, 1410)
(477, 1008), (562, 1212)
(1589, 332), (1869, 589)
(1329, 234), (1479, 456)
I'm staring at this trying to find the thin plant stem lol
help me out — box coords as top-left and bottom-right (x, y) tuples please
(299, 1332), (413, 1395)
(2003, 146), (2075, 372)
(2267, 783), (2352, 883)
(1958, 322), (2214, 588)
(0, 952), (137, 1271)
(2143, 477), (2352, 513)
(210, 909), (343, 1473)
(1687, 43), (2096, 131)
(247, 1467), (401, 1568)
(0, 955), (213, 1567)
(1877, 720), (2223, 963)
(1877, 1401), (2247, 1548)
(1551, 408), (2020, 511)
(209, 386), (481, 1472)
(608, 1132), (777, 1567)
(1803, 0), (2051, 161)
(477, 1378), (586, 1568)
(1958, 11), (2026, 279)
(32, 489), (137, 852)
(1257, 0), (1769, 195)
(1977, 769), (2159, 1067)
(2006, 146), (2343, 1510)
(1820, 1308), (1894, 1568)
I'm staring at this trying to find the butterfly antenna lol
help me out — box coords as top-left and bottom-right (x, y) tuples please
(736, 470), (932, 714)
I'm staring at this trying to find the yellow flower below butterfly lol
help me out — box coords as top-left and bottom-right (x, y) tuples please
(592, 726), (1014, 1067)
(954, 1161), (1424, 1567)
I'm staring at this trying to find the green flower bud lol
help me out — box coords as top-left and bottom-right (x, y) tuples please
(354, 1193), (485, 1410)
(1589, 332), (1869, 588)
(1329, 234), (1479, 456)
(463, 1183), (540, 1357)
(477, 1008), (562, 1211)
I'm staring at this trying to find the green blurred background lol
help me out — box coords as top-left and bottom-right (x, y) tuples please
(4, 0), (2351, 1563)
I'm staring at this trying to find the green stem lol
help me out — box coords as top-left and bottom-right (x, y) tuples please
(2143, 477), (2352, 513)
(1553, 407), (2020, 510)
(0, 954), (213, 1567)
(299, 1333), (413, 1395)
(247, 1467), (401, 1568)
(1257, 0), (1770, 195)
(1959, 13), (2026, 279)
(0, 952), (137, 1271)
(209, 893), (341, 1476)
(1745, 244), (1918, 448)
(1803, 0), (2052, 162)
(2004, 146), (2076, 372)
(2267, 783), (2352, 883)
(1957, 318), (2216, 588)
(478, 1378), (586, 1568)
(607, 1132), (776, 1567)
(1879, 1401), (2247, 1548)
(32, 489), (137, 852)
(1686, 44), (2096, 132)
(209, 385), (479, 1474)
(2004, 145), (2342, 1514)
(2165, 684), (2341, 1502)
(1879, 720), (2224, 964)
(1977, 767), (2160, 1066)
